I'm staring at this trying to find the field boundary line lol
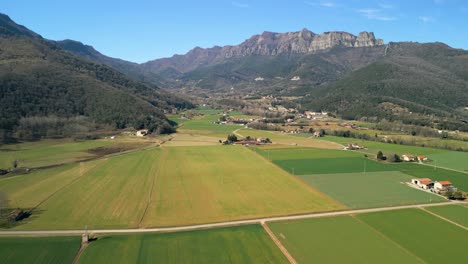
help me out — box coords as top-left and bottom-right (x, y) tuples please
(419, 207), (468, 230)
(30, 161), (100, 213)
(2, 202), (466, 237)
(351, 215), (427, 264)
(261, 222), (297, 264)
(71, 241), (88, 264)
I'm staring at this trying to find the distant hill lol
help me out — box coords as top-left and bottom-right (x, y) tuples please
(298, 42), (468, 130)
(0, 14), (193, 141)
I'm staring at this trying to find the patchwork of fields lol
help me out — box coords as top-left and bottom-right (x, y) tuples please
(77, 225), (287, 264)
(1, 107), (467, 262)
(1, 145), (342, 230)
(270, 208), (468, 263)
(254, 146), (448, 207)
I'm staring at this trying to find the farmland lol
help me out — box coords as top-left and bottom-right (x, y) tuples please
(299, 171), (445, 208)
(0, 137), (151, 170)
(78, 225), (287, 264)
(358, 208), (468, 263)
(1, 145), (342, 230)
(396, 163), (468, 191)
(139, 145), (343, 227)
(426, 204), (468, 227)
(0, 236), (80, 264)
(268, 215), (421, 263)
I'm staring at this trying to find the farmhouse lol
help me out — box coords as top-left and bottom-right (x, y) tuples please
(434, 181), (457, 192)
(411, 178), (434, 189)
(417, 155), (428, 161)
(136, 129), (149, 137)
(346, 143), (364, 150)
(401, 154), (416, 162)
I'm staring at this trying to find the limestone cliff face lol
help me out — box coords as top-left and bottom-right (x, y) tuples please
(221, 29), (383, 58)
(143, 29), (384, 73)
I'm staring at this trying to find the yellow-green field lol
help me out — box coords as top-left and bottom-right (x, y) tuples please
(0, 137), (152, 169)
(141, 145), (344, 227)
(1, 145), (343, 230)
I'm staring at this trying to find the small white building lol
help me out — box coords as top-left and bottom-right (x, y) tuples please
(290, 76), (301, 81)
(411, 178), (433, 189)
(434, 181), (456, 192)
(402, 154), (416, 162)
(136, 129), (149, 137)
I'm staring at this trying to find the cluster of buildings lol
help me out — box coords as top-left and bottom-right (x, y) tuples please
(302, 111), (328, 120)
(401, 154), (428, 162)
(411, 178), (457, 193)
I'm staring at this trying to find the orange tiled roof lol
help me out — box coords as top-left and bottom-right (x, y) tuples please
(438, 181), (452, 185)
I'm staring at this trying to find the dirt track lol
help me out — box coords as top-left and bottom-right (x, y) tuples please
(0, 201), (465, 237)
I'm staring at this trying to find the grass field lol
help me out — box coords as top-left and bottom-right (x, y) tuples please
(275, 157), (395, 175)
(238, 129), (342, 149)
(425, 205), (468, 227)
(0, 138), (151, 170)
(4, 149), (159, 230)
(426, 151), (468, 172)
(0, 139), (113, 169)
(163, 133), (220, 146)
(358, 208), (468, 263)
(78, 225), (287, 264)
(140, 146), (343, 227)
(298, 171), (445, 208)
(0, 236), (80, 264)
(396, 163), (468, 191)
(323, 136), (444, 155)
(2, 145), (342, 230)
(268, 216), (420, 263)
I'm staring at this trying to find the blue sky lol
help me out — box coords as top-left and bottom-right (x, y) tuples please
(2, 0), (467, 63)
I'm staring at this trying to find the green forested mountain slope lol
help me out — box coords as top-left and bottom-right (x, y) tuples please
(0, 14), (193, 140)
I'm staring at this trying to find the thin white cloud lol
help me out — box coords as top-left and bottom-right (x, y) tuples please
(232, 1), (249, 8)
(419, 16), (435, 23)
(357, 8), (397, 21)
(304, 1), (340, 8)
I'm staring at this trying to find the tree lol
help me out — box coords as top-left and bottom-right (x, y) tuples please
(376, 151), (385, 160)
(12, 160), (18, 169)
(453, 191), (464, 200)
(392, 154), (401, 163)
(227, 134), (238, 143)
(308, 127), (315, 133)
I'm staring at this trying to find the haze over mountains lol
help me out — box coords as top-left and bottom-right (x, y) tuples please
(1, 12), (467, 138)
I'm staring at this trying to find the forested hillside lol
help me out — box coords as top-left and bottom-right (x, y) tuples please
(299, 42), (468, 130)
(0, 14), (193, 142)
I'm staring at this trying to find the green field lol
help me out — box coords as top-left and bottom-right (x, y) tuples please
(359, 208), (468, 263)
(1, 145), (342, 230)
(78, 225), (287, 264)
(396, 163), (468, 191)
(298, 171), (445, 208)
(426, 151), (468, 172)
(323, 136), (445, 156)
(275, 157), (394, 175)
(254, 147), (357, 160)
(426, 205), (468, 227)
(0, 236), (80, 264)
(0, 138), (150, 170)
(0, 139), (113, 169)
(268, 216), (420, 263)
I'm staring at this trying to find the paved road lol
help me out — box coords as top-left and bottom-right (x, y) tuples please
(1, 201), (466, 237)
